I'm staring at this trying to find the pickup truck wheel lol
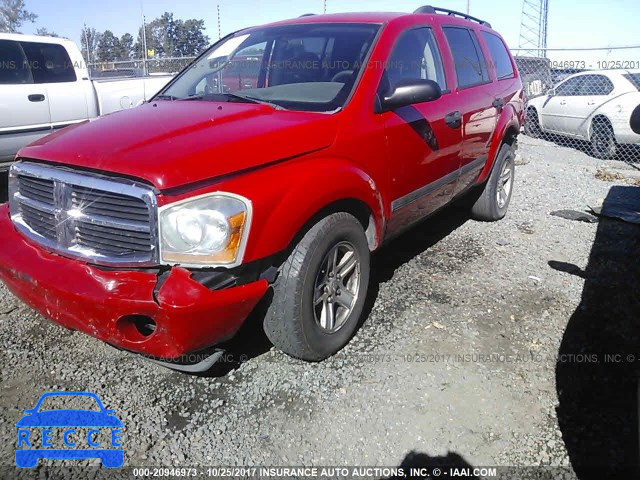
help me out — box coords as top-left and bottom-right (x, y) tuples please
(264, 212), (370, 361)
(591, 119), (617, 159)
(470, 143), (515, 221)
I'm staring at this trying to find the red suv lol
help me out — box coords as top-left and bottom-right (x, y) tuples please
(0, 7), (524, 371)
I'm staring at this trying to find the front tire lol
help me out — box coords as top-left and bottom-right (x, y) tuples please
(591, 119), (617, 159)
(470, 143), (515, 221)
(264, 212), (370, 361)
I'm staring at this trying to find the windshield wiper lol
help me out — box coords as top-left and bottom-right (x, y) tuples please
(155, 94), (178, 101)
(224, 92), (286, 110)
(183, 92), (285, 110)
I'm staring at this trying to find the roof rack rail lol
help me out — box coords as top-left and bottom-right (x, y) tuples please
(414, 5), (492, 28)
(299, 13), (316, 17)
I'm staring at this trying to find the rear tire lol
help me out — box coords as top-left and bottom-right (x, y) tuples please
(264, 212), (370, 361)
(524, 108), (542, 138)
(470, 144), (515, 222)
(591, 119), (617, 159)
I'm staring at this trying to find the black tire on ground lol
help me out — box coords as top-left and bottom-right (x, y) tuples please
(263, 212), (370, 361)
(524, 108), (542, 138)
(470, 143), (516, 222)
(591, 119), (617, 159)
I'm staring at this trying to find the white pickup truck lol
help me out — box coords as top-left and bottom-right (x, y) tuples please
(0, 33), (174, 170)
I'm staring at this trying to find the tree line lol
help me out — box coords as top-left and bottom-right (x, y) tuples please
(0, 2), (210, 63)
(81, 12), (210, 64)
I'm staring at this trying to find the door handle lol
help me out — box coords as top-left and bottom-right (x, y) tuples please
(560, 100), (567, 105)
(28, 94), (45, 102)
(587, 100), (596, 105)
(492, 98), (505, 110)
(445, 111), (462, 129)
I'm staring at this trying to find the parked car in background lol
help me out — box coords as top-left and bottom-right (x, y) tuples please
(0, 7), (524, 371)
(525, 69), (640, 158)
(0, 34), (174, 170)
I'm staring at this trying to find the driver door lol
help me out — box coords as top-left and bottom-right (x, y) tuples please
(382, 27), (463, 233)
(539, 76), (584, 133)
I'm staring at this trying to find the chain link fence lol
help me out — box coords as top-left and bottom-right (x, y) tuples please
(513, 46), (640, 166)
(88, 57), (196, 77)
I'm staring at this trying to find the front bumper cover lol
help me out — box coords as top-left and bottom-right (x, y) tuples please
(0, 204), (269, 358)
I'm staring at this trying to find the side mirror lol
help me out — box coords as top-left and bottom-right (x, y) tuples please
(376, 78), (442, 113)
(547, 88), (556, 97)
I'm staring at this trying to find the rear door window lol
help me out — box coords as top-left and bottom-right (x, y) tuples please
(481, 31), (514, 80)
(20, 42), (76, 84)
(443, 27), (490, 88)
(0, 40), (32, 84)
(576, 75), (614, 96)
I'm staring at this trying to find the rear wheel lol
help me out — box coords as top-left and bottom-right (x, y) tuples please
(264, 212), (370, 361)
(591, 119), (617, 159)
(524, 108), (542, 138)
(470, 143), (515, 222)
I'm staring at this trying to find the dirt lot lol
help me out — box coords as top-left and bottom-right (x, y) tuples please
(0, 136), (639, 479)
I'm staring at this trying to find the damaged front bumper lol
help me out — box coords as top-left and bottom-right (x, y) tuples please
(0, 204), (269, 362)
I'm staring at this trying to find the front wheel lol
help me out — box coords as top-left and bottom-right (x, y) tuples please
(470, 143), (515, 221)
(264, 212), (370, 361)
(524, 108), (542, 138)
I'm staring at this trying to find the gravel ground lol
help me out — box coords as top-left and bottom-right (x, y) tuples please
(0, 136), (639, 479)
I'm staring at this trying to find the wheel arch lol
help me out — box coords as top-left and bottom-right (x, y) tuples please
(478, 105), (521, 183)
(588, 114), (613, 142)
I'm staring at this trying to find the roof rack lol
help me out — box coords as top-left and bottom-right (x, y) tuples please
(299, 13), (316, 17)
(414, 5), (492, 28)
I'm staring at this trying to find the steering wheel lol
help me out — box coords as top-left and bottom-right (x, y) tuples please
(331, 70), (354, 83)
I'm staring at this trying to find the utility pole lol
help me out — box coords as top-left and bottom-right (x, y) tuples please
(83, 23), (91, 67)
(217, 4), (221, 39)
(142, 15), (148, 74)
(519, 0), (550, 57)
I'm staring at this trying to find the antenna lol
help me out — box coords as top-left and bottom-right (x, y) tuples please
(217, 4), (222, 39)
(324, 0), (327, 14)
(519, 0), (549, 57)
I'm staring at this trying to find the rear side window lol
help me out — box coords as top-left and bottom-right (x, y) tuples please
(0, 40), (32, 84)
(20, 41), (76, 84)
(624, 73), (640, 91)
(481, 31), (514, 80)
(443, 27), (489, 88)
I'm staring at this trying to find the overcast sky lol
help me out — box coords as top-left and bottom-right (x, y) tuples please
(21, 0), (640, 63)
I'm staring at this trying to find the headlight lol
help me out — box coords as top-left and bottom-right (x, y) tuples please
(159, 193), (251, 267)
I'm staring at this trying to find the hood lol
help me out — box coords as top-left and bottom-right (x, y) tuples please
(19, 101), (339, 191)
(17, 410), (123, 427)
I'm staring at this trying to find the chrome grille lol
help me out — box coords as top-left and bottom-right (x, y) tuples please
(9, 162), (158, 266)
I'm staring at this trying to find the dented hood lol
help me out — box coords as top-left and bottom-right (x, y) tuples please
(19, 101), (338, 190)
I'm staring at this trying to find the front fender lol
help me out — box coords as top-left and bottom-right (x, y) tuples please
(206, 156), (386, 263)
(478, 104), (520, 183)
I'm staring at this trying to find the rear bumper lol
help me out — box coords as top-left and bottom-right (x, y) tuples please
(0, 204), (268, 358)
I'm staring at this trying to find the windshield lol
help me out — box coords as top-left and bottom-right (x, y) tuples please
(157, 23), (380, 112)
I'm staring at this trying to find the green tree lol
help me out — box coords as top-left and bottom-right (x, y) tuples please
(174, 19), (209, 57)
(96, 30), (121, 62)
(119, 33), (134, 60)
(134, 12), (209, 58)
(80, 26), (101, 65)
(36, 27), (58, 37)
(0, 0), (37, 33)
